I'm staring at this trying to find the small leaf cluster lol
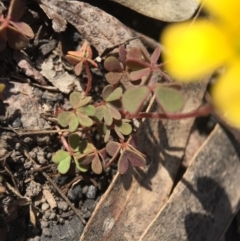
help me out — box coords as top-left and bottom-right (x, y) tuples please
(53, 44), (186, 176)
(0, 0), (34, 52)
(52, 133), (106, 174)
(104, 45), (185, 115)
(58, 91), (96, 132)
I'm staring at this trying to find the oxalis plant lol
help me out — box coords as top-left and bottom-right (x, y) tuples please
(52, 43), (208, 175)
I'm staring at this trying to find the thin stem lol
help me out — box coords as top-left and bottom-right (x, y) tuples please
(56, 126), (73, 156)
(83, 61), (92, 97)
(126, 103), (213, 120)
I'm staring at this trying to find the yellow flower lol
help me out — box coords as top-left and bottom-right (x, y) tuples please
(161, 0), (240, 127)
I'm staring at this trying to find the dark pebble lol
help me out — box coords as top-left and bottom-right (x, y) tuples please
(67, 185), (82, 202)
(82, 199), (96, 212)
(86, 185), (97, 199)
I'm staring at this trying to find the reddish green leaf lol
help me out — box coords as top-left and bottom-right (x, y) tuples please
(58, 157), (71, 174)
(68, 133), (80, 152)
(118, 45), (127, 64)
(105, 87), (122, 102)
(103, 107), (113, 126)
(58, 111), (75, 127)
(94, 106), (105, 121)
(125, 148), (145, 167)
(129, 68), (150, 81)
(74, 157), (89, 172)
(104, 56), (122, 72)
(116, 122), (132, 135)
(52, 150), (70, 164)
(7, 26), (29, 49)
(127, 47), (142, 61)
(68, 115), (79, 132)
(91, 155), (103, 174)
(80, 153), (95, 165)
(118, 151), (129, 174)
(150, 46), (161, 63)
(8, 0), (25, 21)
(122, 86), (150, 114)
(77, 105), (96, 116)
(154, 86), (184, 113)
(107, 104), (121, 120)
(106, 141), (120, 156)
(105, 72), (122, 85)
(140, 46), (151, 63)
(76, 112), (93, 127)
(74, 62), (83, 76)
(104, 129), (111, 143)
(114, 126), (124, 140)
(11, 21), (34, 38)
(70, 91), (82, 108)
(102, 85), (114, 100)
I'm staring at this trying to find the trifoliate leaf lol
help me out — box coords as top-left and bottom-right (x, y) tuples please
(154, 86), (184, 113)
(122, 86), (150, 114)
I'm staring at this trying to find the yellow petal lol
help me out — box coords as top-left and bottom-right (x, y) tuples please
(161, 20), (233, 81)
(212, 62), (240, 127)
(203, 0), (240, 33)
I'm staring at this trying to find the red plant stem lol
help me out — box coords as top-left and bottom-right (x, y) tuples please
(83, 62), (92, 97)
(56, 126), (73, 156)
(127, 103), (213, 120)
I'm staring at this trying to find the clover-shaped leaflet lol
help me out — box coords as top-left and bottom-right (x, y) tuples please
(94, 85), (122, 126)
(0, 0), (34, 52)
(52, 133), (89, 174)
(58, 92), (96, 132)
(122, 84), (184, 114)
(77, 144), (106, 175)
(106, 140), (145, 175)
(104, 45), (130, 85)
(97, 118), (132, 143)
(125, 46), (172, 82)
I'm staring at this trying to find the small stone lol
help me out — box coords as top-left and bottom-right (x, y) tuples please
(24, 161), (32, 169)
(82, 185), (88, 194)
(12, 117), (22, 128)
(58, 217), (65, 224)
(44, 210), (51, 219)
(58, 201), (68, 211)
(23, 137), (33, 144)
(42, 227), (51, 237)
(83, 199), (96, 212)
(15, 143), (21, 150)
(60, 210), (74, 218)
(32, 236), (40, 241)
(41, 203), (50, 211)
(40, 220), (49, 228)
(86, 185), (97, 199)
(48, 212), (56, 220)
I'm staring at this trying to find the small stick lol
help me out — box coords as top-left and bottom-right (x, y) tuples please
(42, 172), (86, 224)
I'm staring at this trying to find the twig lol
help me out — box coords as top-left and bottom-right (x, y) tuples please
(42, 172), (86, 224)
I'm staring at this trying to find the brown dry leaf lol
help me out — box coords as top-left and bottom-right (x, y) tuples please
(110, 0), (200, 22)
(29, 204), (37, 227)
(40, 56), (82, 94)
(38, 0), (142, 55)
(141, 125), (240, 240)
(42, 189), (57, 209)
(13, 50), (47, 86)
(80, 78), (210, 241)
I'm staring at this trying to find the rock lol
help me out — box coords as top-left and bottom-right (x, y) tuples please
(58, 201), (68, 211)
(86, 185), (97, 199)
(41, 203), (50, 211)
